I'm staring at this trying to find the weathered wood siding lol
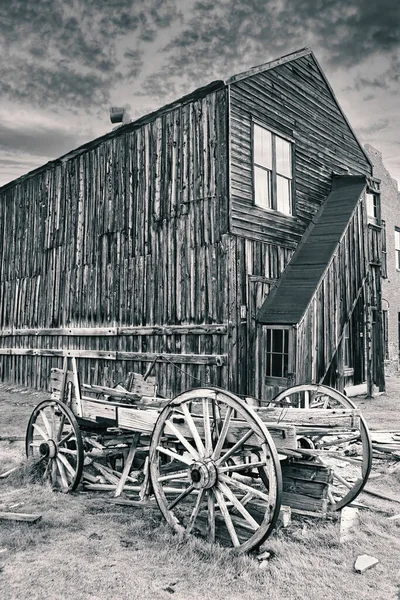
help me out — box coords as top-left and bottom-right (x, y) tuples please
(227, 238), (294, 396)
(0, 88), (230, 395)
(229, 54), (372, 245)
(295, 198), (368, 386)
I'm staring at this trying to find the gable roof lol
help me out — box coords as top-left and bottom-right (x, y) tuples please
(0, 48), (371, 193)
(257, 176), (367, 325)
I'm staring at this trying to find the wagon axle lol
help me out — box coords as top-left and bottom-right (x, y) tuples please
(39, 440), (57, 459)
(189, 460), (217, 490)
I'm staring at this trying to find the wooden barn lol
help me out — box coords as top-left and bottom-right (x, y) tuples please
(0, 48), (385, 400)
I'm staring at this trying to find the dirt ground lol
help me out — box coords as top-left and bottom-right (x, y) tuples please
(0, 377), (400, 600)
(357, 373), (400, 430)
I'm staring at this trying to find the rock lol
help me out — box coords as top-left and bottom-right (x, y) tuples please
(354, 554), (379, 573)
(339, 507), (359, 543)
(279, 506), (291, 528)
(257, 550), (271, 561)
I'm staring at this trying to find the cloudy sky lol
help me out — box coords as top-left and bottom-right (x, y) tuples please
(0, 0), (399, 187)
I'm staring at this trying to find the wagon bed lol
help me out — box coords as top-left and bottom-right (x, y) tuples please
(26, 357), (372, 553)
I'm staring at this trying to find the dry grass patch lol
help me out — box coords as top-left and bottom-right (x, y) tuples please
(1, 383), (400, 599)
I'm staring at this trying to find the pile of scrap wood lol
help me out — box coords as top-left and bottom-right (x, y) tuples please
(370, 430), (400, 459)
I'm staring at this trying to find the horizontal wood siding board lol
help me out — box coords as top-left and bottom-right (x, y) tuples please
(229, 53), (371, 246)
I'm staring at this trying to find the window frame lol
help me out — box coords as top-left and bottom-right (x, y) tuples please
(366, 190), (380, 225)
(264, 325), (294, 382)
(252, 121), (295, 216)
(395, 227), (400, 271)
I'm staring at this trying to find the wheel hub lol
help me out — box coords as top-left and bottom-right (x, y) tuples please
(189, 459), (217, 490)
(39, 440), (57, 459)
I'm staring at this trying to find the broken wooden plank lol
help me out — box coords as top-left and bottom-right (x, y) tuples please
(115, 433), (141, 498)
(362, 487), (400, 505)
(256, 407), (360, 428)
(0, 512), (42, 523)
(0, 465), (23, 479)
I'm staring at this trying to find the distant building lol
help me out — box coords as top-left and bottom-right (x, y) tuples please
(365, 144), (400, 369)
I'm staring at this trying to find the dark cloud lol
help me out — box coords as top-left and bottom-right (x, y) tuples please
(0, 0), (181, 109)
(150, 0), (400, 92)
(0, 122), (87, 158)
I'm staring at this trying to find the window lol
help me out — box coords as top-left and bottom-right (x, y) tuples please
(366, 192), (379, 224)
(253, 124), (293, 215)
(266, 328), (290, 378)
(396, 228), (400, 270)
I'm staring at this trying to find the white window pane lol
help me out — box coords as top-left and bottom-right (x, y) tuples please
(366, 193), (377, 218)
(254, 167), (271, 209)
(254, 125), (272, 169)
(277, 176), (291, 214)
(395, 229), (400, 250)
(276, 136), (291, 178)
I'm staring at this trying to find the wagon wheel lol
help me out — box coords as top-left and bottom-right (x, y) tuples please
(26, 399), (84, 492)
(271, 384), (372, 510)
(150, 387), (282, 554)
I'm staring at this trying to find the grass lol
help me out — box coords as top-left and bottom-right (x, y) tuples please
(1, 382), (400, 599)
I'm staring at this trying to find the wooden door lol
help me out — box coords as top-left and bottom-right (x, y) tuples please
(246, 276), (275, 398)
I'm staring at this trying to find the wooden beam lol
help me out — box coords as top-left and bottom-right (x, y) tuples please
(0, 512), (42, 523)
(0, 324), (228, 337)
(0, 348), (227, 365)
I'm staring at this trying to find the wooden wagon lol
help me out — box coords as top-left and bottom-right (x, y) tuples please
(26, 358), (371, 554)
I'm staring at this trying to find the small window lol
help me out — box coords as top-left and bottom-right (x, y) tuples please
(266, 328), (290, 378)
(253, 124), (293, 215)
(395, 228), (400, 270)
(366, 192), (379, 224)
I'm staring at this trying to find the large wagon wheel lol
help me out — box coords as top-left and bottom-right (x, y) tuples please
(271, 384), (372, 510)
(150, 387), (282, 554)
(26, 399), (84, 492)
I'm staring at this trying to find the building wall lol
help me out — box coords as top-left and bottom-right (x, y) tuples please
(228, 54), (375, 395)
(365, 144), (400, 367)
(229, 53), (372, 247)
(0, 88), (232, 396)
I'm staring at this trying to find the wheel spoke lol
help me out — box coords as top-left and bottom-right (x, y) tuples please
(218, 481), (259, 530)
(51, 459), (58, 485)
(156, 446), (193, 465)
(57, 430), (75, 448)
(181, 404), (206, 457)
(42, 459), (51, 482)
(186, 489), (205, 534)
(214, 487), (240, 547)
(216, 429), (254, 466)
(56, 457), (69, 489)
(33, 422), (48, 441)
(219, 474), (271, 503)
(57, 452), (76, 478)
(218, 460), (266, 474)
(56, 412), (66, 442)
(39, 409), (52, 438)
(167, 484), (195, 510)
(211, 406), (233, 460)
(158, 470), (189, 483)
(58, 447), (77, 456)
(208, 489), (215, 543)
(165, 419), (200, 460)
(203, 398), (213, 456)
